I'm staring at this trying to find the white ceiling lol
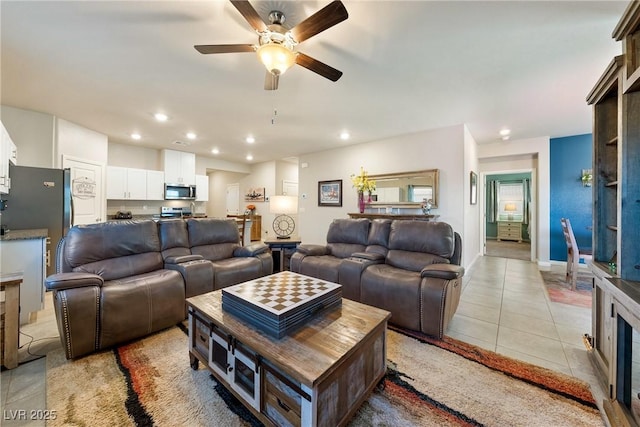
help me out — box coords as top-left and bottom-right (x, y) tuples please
(0, 1), (628, 165)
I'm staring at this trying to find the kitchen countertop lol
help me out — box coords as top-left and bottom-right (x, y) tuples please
(0, 228), (48, 241)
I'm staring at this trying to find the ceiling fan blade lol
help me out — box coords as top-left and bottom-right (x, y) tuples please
(194, 44), (255, 54)
(290, 1), (348, 43)
(264, 72), (279, 90)
(295, 52), (343, 82)
(230, 0), (267, 33)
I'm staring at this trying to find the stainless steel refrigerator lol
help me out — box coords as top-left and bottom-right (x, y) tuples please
(1, 164), (72, 276)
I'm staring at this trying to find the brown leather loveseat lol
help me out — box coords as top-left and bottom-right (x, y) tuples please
(46, 218), (272, 359)
(291, 218), (464, 338)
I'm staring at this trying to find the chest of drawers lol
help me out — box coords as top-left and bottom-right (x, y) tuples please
(497, 221), (522, 242)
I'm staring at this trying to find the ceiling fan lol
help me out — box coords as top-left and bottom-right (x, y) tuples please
(195, 0), (348, 90)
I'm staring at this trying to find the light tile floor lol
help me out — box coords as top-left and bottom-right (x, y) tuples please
(1, 255), (607, 425)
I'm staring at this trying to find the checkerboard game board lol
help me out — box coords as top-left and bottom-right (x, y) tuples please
(225, 271), (340, 314)
(222, 271), (342, 338)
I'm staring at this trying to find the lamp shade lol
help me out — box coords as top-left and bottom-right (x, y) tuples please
(504, 203), (518, 212)
(269, 195), (298, 214)
(257, 43), (296, 75)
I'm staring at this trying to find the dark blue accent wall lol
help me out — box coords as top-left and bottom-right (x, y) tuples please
(549, 134), (593, 261)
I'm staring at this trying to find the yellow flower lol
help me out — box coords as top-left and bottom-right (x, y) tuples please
(350, 167), (376, 193)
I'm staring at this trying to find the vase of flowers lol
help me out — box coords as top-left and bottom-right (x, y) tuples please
(357, 191), (365, 213)
(245, 204), (256, 216)
(351, 167), (376, 213)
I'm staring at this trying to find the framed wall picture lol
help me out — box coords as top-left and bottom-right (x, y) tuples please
(470, 171), (478, 205)
(245, 187), (265, 202)
(318, 180), (343, 207)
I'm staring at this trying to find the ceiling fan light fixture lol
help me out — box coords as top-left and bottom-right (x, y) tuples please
(257, 43), (296, 76)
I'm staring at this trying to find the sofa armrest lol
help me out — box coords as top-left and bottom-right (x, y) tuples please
(45, 272), (104, 291)
(164, 254), (204, 264)
(350, 252), (385, 262)
(296, 244), (329, 256)
(421, 264), (465, 280)
(234, 242), (269, 257)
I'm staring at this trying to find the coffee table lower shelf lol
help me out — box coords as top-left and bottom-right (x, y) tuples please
(187, 289), (390, 427)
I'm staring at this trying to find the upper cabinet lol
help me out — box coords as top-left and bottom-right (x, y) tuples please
(195, 174), (209, 202)
(587, 3), (640, 282)
(146, 170), (165, 201)
(0, 121), (17, 194)
(106, 166), (146, 200)
(162, 149), (195, 186)
(106, 166), (164, 201)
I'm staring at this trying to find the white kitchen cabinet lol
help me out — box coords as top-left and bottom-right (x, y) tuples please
(162, 149), (196, 185)
(0, 237), (47, 325)
(0, 121), (16, 194)
(106, 166), (147, 200)
(195, 174), (209, 201)
(146, 170), (165, 200)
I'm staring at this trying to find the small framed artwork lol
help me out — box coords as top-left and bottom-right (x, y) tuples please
(318, 180), (343, 207)
(245, 187), (265, 202)
(470, 171), (477, 205)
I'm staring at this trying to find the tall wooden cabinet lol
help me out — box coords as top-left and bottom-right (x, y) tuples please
(586, 3), (640, 425)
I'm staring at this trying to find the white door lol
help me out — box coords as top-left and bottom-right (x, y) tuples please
(63, 155), (105, 225)
(226, 183), (240, 215)
(282, 180), (298, 196)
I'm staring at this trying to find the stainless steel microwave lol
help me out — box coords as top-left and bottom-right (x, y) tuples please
(164, 183), (196, 200)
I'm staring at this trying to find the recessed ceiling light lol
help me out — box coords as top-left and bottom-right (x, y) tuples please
(186, 132), (197, 140)
(340, 131), (350, 140)
(246, 154), (253, 161)
(154, 113), (168, 122)
(131, 133), (141, 140)
(499, 129), (510, 136)
(211, 148), (219, 154)
(246, 136), (255, 144)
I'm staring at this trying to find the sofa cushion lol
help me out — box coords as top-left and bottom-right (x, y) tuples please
(360, 264), (421, 331)
(388, 221), (455, 259)
(99, 269), (184, 348)
(386, 250), (449, 272)
(365, 219), (392, 257)
(74, 252), (165, 281)
(210, 257), (267, 290)
(64, 220), (163, 280)
(158, 219), (191, 259)
(187, 218), (241, 260)
(325, 218), (371, 258)
(297, 255), (342, 283)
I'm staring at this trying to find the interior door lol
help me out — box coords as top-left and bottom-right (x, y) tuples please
(62, 155), (105, 225)
(226, 183), (240, 215)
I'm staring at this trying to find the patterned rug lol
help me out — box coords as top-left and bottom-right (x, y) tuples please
(540, 269), (593, 308)
(46, 324), (603, 426)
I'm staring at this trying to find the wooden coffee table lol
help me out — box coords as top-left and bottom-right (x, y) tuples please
(186, 273), (390, 427)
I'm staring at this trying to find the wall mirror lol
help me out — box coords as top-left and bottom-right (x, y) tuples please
(368, 169), (439, 208)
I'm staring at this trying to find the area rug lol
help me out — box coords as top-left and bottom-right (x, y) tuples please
(47, 325), (603, 427)
(540, 269), (592, 308)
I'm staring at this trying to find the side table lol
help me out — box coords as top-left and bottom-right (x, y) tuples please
(264, 237), (301, 272)
(1, 273), (23, 369)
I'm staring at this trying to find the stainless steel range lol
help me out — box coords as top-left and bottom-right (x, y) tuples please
(160, 206), (191, 218)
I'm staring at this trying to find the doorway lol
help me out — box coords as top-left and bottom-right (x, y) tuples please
(482, 170), (535, 262)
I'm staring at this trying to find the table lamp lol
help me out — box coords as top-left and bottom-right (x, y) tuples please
(269, 195), (298, 239)
(504, 203), (517, 220)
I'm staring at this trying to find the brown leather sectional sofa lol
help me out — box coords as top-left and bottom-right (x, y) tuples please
(290, 218), (464, 338)
(45, 218), (272, 359)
